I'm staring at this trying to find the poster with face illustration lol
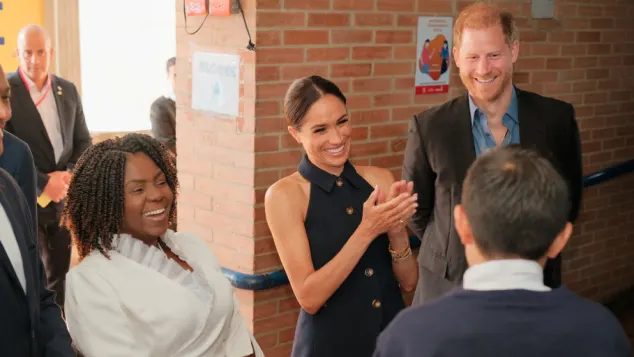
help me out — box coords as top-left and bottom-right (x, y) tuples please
(415, 16), (453, 95)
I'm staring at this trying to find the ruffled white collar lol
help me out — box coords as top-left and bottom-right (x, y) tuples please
(113, 230), (215, 305)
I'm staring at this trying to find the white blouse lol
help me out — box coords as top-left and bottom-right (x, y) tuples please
(65, 230), (264, 357)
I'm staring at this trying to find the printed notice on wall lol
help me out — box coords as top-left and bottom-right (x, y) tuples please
(415, 16), (453, 95)
(192, 52), (240, 116)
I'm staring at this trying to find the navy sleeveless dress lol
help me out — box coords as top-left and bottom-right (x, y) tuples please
(290, 155), (406, 357)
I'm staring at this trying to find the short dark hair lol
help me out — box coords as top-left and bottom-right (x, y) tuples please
(283, 75), (347, 130)
(461, 145), (570, 260)
(61, 134), (178, 260)
(166, 57), (176, 72)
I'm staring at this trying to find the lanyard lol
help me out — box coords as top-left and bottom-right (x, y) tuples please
(18, 68), (52, 108)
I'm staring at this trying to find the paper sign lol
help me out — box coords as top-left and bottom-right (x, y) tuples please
(415, 16), (453, 95)
(192, 52), (240, 117)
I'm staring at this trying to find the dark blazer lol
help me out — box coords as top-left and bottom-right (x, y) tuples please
(0, 168), (75, 357)
(149, 96), (176, 154)
(6, 71), (92, 220)
(402, 89), (583, 296)
(0, 131), (37, 225)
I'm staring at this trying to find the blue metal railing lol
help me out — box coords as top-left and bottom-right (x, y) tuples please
(221, 159), (634, 291)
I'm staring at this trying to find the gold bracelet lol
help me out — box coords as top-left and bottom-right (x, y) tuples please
(389, 243), (412, 262)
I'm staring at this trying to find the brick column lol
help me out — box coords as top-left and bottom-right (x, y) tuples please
(174, 0), (261, 339)
(176, 0), (634, 356)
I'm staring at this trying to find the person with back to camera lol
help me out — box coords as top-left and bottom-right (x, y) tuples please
(374, 146), (630, 357)
(264, 75), (419, 357)
(61, 133), (263, 357)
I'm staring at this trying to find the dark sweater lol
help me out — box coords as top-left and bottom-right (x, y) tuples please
(373, 287), (631, 357)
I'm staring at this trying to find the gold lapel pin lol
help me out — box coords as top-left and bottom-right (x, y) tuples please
(57, 86), (63, 95)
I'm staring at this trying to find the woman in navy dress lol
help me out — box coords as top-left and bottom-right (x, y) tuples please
(264, 76), (419, 357)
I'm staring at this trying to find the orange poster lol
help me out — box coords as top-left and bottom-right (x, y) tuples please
(415, 16), (453, 95)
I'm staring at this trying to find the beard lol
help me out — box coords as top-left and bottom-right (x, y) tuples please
(461, 68), (513, 104)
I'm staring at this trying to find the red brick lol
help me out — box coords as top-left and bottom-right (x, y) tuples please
(284, 30), (329, 45)
(355, 13), (394, 27)
(332, 0), (373, 11)
(350, 109), (391, 124)
(397, 14), (419, 27)
(352, 126), (369, 140)
(257, 30), (282, 46)
(573, 81), (597, 92)
(370, 123), (408, 138)
(350, 141), (389, 157)
(549, 31), (576, 43)
(561, 44), (587, 56)
(376, 30), (413, 44)
(281, 65), (329, 80)
(578, 5), (603, 17)
(256, 117), (285, 134)
(577, 31), (601, 42)
(255, 150), (303, 169)
(374, 93), (413, 107)
(257, 12), (305, 28)
(392, 106), (423, 121)
(521, 31), (548, 43)
(416, 0), (452, 13)
(257, 0), (281, 9)
(590, 18), (614, 29)
(516, 58), (546, 70)
(256, 100), (281, 117)
(346, 94), (373, 110)
(257, 48), (304, 64)
(254, 252), (282, 271)
(257, 82), (293, 99)
(587, 44), (611, 55)
(563, 18), (589, 29)
(306, 48), (350, 61)
(546, 58), (573, 70)
(394, 45), (417, 60)
(531, 44), (561, 56)
(254, 332), (278, 349)
(377, 0), (415, 11)
(285, 0), (329, 9)
(331, 63), (372, 77)
(256, 66), (281, 82)
(279, 327), (295, 343)
(307, 13), (350, 27)
(513, 72), (530, 85)
(331, 30), (373, 44)
(372, 154), (405, 168)
(253, 311), (300, 334)
(352, 46), (392, 60)
(574, 57), (598, 68)
(255, 135), (280, 152)
(374, 62), (414, 76)
(352, 78), (393, 93)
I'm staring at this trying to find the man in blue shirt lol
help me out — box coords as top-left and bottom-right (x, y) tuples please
(375, 145), (630, 357)
(402, 2), (582, 305)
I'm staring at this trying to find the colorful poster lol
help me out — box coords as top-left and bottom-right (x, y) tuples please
(415, 16), (453, 95)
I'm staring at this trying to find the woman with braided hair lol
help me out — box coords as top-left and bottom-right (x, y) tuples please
(62, 133), (263, 357)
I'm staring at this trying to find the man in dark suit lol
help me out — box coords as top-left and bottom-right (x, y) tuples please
(0, 63), (75, 357)
(149, 56), (176, 154)
(0, 127), (37, 226)
(6, 25), (92, 310)
(402, 3), (583, 305)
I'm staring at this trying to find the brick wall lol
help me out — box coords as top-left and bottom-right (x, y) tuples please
(174, 0), (634, 356)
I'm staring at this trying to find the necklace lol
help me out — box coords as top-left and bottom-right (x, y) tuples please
(156, 239), (166, 255)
